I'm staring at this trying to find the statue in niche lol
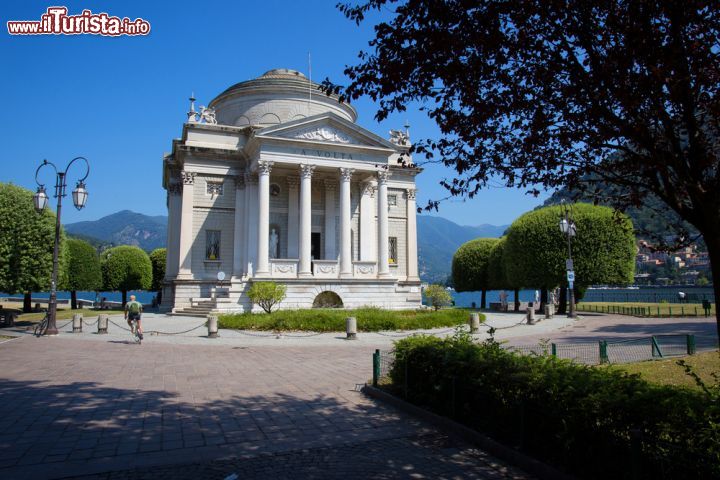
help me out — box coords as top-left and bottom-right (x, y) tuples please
(269, 229), (279, 259)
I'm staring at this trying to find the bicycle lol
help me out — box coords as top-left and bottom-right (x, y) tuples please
(34, 313), (49, 337)
(129, 317), (142, 345)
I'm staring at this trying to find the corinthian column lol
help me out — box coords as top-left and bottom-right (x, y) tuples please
(298, 164), (315, 277)
(377, 169), (391, 277)
(177, 170), (196, 279)
(339, 168), (354, 277)
(166, 179), (182, 279)
(255, 160), (273, 276)
(232, 176), (246, 278)
(406, 188), (420, 281)
(323, 179), (337, 260)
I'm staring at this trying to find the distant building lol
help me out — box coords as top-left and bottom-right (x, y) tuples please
(161, 69), (422, 313)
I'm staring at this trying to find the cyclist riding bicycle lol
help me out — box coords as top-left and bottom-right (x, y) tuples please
(124, 295), (144, 340)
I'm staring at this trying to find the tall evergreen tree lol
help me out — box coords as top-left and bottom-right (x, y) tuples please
(65, 238), (102, 309)
(101, 245), (152, 307)
(452, 238), (499, 308)
(0, 183), (66, 312)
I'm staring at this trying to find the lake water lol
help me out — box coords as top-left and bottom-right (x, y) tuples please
(0, 291), (156, 305)
(3, 286), (714, 309)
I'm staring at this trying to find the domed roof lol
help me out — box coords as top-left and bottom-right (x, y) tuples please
(209, 69), (357, 127)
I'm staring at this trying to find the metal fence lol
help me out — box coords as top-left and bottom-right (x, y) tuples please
(577, 303), (714, 317)
(583, 289), (715, 304)
(372, 334), (718, 385)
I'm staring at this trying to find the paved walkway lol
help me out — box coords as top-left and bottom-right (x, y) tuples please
(1, 311), (716, 479)
(0, 332), (531, 480)
(3, 311), (576, 348)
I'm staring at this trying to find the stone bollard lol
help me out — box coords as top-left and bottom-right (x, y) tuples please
(72, 314), (83, 333)
(526, 307), (536, 325)
(97, 314), (108, 334)
(469, 313), (481, 333)
(346, 317), (357, 340)
(544, 304), (553, 319)
(207, 314), (218, 339)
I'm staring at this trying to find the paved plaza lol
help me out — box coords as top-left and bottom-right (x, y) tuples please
(0, 311), (716, 479)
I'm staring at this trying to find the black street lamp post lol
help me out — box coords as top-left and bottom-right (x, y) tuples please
(559, 201), (577, 318)
(33, 158), (90, 335)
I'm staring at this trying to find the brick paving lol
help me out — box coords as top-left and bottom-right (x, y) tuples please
(0, 336), (532, 480)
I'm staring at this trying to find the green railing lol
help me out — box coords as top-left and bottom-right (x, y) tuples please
(373, 334), (709, 386)
(577, 303), (714, 317)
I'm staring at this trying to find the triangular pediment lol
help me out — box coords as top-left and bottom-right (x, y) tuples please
(255, 112), (398, 151)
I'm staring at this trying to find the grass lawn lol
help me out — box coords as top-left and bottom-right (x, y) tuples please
(0, 304), (123, 325)
(219, 307), (477, 332)
(577, 301), (715, 317)
(606, 351), (720, 390)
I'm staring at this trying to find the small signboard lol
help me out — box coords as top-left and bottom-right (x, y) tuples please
(566, 259), (574, 270)
(566, 270), (575, 283)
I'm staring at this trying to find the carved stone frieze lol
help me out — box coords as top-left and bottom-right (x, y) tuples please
(289, 126), (353, 144)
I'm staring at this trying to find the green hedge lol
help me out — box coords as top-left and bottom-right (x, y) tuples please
(219, 308), (476, 332)
(389, 334), (719, 479)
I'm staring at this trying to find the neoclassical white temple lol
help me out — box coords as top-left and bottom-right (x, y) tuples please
(161, 69), (422, 313)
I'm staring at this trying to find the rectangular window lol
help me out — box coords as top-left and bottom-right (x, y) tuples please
(388, 194), (397, 206)
(206, 230), (221, 260)
(206, 182), (224, 196)
(388, 236), (398, 265)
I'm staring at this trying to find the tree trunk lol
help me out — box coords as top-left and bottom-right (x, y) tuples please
(514, 288), (520, 311)
(23, 292), (32, 313)
(122, 290), (127, 308)
(540, 289), (548, 312)
(557, 287), (567, 314)
(157, 289), (163, 305)
(71, 291), (77, 310)
(481, 289), (487, 309)
(705, 236), (720, 342)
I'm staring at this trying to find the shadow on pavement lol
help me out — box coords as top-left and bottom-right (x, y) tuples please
(0, 377), (515, 479)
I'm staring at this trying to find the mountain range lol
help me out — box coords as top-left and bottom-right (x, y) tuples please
(65, 211), (507, 283)
(65, 210), (168, 252)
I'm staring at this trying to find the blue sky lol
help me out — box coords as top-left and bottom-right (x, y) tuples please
(2, 0), (550, 226)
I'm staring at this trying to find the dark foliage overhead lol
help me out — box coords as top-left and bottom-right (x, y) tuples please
(326, 0), (720, 336)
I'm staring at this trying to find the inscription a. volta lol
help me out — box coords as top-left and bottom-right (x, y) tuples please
(294, 148), (355, 160)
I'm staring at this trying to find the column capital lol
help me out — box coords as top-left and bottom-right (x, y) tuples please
(287, 175), (300, 189)
(244, 172), (258, 185)
(257, 160), (273, 176)
(323, 179), (337, 191)
(181, 171), (196, 185)
(234, 175), (246, 189)
(405, 188), (417, 200)
(377, 168), (391, 184)
(339, 167), (354, 181)
(361, 182), (375, 197)
(300, 164), (316, 179)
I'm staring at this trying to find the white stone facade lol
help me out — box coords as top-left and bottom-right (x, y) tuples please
(162, 69), (421, 313)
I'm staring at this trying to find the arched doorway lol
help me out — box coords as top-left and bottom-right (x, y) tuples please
(313, 291), (343, 308)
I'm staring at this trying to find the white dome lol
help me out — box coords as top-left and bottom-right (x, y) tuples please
(209, 69), (357, 127)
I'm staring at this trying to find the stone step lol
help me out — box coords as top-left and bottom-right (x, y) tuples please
(170, 311), (209, 318)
